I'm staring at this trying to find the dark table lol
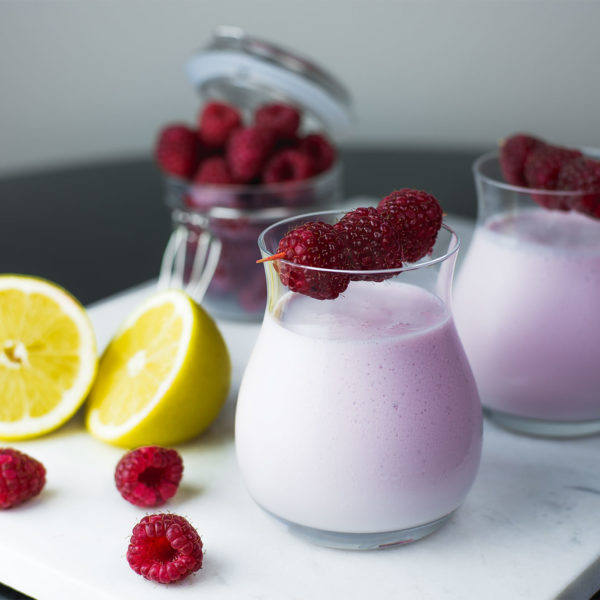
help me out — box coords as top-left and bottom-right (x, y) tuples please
(0, 148), (482, 306)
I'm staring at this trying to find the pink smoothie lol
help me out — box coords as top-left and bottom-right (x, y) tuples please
(235, 281), (482, 534)
(454, 209), (600, 421)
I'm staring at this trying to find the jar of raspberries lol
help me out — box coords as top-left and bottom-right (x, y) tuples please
(155, 27), (353, 320)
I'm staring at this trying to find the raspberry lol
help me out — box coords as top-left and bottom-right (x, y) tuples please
(377, 189), (443, 263)
(262, 149), (316, 184)
(226, 126), (276, 183)
(298, 134), (336, 174)
(524, 145), (584, 210)
(274, 221), (352, 300)
(499, 134), (543, 186)
(127, 513), (203, 584)
(155, 124), (201, 180)
(198, 101), (242, 149)
(557, 157), (600, 218)
(254, 103), (301, 139)
(334, 207), (403, 281)
(194, 156), (235, 185)
(115, 446), (183, 507)
(524, 145), (582, 190)
(0, 448), (46, 509)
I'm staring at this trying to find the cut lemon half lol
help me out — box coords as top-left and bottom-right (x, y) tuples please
(85, 289), (231, 448)
(0, 274), (97, 440)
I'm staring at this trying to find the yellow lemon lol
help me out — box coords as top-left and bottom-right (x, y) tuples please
(85, 289), (231, 447)
(0, 274), (97, 440)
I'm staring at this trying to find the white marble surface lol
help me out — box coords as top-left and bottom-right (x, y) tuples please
(1, 216), (599, 600)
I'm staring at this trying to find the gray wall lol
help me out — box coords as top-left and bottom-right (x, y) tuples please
(1, 0), (598, 176)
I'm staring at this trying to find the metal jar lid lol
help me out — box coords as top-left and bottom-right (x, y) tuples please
(186, 26), (353, 138)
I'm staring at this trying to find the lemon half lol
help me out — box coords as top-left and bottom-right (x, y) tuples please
(86, 289), (231, 447)
(0, 274), (98, 440)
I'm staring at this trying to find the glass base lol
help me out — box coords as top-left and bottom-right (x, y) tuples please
(263, 508), (455, 550)
(485, 407), (600, 438)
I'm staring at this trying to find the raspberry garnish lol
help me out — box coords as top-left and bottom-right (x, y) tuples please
(263, 149), (316, 184)
(299, 134), (336, 174)
(0, 448), (46, 509)
(115, 446), (183, 507)
(334, 207), (403, 281)
(524, 145), (583, 210)
(377, 189), (443, 262)
(155, 124), (201, 180)
(524, 145), (583, 190)
(499, 134), (543, 186)
(194, 156), (235, 185)
(198, 101), (242, 149)
(226, 126), (276, 183)
(557, 157), (600, 218)
(255, 103), (301, 140)
(127, 513), (203, 584)
(272, 221), (352, 300)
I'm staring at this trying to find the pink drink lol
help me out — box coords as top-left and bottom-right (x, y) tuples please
(236, 281), (482, 535)
(454, 209), (600, 422)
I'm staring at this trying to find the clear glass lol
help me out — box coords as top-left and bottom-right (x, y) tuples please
(235, 210), (483, 549)
(165, 163), (342, 321)
(454, 151), (600, 437)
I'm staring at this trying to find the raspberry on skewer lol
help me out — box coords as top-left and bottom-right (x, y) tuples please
(377, 189), (443, 263)
(334, 207), (403, 281)
(258, 221), (352, 300)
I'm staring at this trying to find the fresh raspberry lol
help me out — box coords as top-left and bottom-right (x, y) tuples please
(524, 145), (582, 190)
(254, 103), (301, 140)
(226, 126), (276, 183)
(198, 101), (242, 148)
(194, 156), (235, 185)
(155, 124), (201, 180)
(334, 207), (403, 281)
(0, 448), (46, 509)
(127, 513), (203, 584)
(499, 134), (543, 186)
(377, 189), (443, 263)
(298, 134), (336, 174)
(557, 157), (600, 218)
(115, 446), (183, 507)
(524, 145), (583, 210)
(262, 149), (316, 184)
(274, 221), (352, 300)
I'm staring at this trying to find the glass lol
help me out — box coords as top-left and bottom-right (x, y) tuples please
(454, 151), (600, 437)
(235, 210), (483, 549)
(159, 27), (352, 321)
(164, 164), (341, 321)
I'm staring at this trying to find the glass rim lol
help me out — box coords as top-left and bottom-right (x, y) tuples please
(257, 209), (460, 275)
(167, 160), (341, 221)
(473, 149), (600, 196)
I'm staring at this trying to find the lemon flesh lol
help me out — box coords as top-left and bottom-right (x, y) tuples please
(86, 289), (231, 447)
(0, 275), (98, 440)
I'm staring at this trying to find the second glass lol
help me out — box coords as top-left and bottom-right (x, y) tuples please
(235, 210), (482, 549)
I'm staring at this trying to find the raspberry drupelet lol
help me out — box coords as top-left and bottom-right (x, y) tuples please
(378, 189), (443, 263)
(127, 513), (203, 584)
(115, 446), (183, 507)
(0, 448), (46, 509)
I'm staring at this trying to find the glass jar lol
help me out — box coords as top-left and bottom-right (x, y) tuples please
(453, 150), (600, 437)
(160, 27), (352, 321)
(235, 210), (483, 549)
